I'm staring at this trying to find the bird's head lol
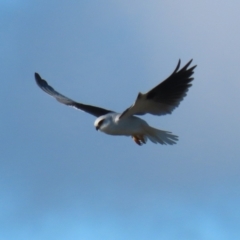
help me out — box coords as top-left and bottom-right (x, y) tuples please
(94, 114), (113, 132)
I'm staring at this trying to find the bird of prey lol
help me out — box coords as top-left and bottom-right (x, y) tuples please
(35, 59), (196, 146)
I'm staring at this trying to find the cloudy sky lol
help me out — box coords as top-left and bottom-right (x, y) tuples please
(1, 0), (240, 239)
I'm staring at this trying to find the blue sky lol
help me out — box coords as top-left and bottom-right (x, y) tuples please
(1, 0), (240, 239)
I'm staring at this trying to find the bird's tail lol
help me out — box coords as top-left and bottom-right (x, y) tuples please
(144, 126), (178, 145)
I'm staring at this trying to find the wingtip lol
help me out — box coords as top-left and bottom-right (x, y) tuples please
(173, 59), (181, 73)
(34, 72), (41, 82)
(34, 72), (48, 89)
(179, 59), (195, 72)
(187, 59), (197, 71)
(188, 59), (194, 66)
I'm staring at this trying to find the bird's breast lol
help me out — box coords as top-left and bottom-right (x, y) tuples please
(101, 115), (147, 136)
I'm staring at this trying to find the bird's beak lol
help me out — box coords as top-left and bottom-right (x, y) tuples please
(96, 126), (99, 131)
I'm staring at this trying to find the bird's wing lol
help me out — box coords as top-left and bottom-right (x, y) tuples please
(119, 59), (196, 119)
(35, 73), (114, 117)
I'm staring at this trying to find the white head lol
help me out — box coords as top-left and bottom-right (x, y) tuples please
(94, 114), (114, 132)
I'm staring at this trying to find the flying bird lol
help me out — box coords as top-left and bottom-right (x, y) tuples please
(35, 59), (196, 146)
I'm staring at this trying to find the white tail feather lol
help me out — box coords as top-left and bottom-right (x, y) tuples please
(145, 126), (178, 145)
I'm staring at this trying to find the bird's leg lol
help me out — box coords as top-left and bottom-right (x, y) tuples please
(132, 135), (146, 146)
(132, 136), (142, 145)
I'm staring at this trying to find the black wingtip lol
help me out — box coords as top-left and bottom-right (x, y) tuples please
(174, 59), (181, 72)
(175, 59), (196, 74)
(35, 72), (40, 79)
(34, 72), (42, 83)
(184, 59), (193, 69)
(34, 72), (43, 88)
(34, 72), (49, 89)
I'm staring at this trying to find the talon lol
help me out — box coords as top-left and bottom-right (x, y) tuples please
(140, 136), (146, 144)
(132, 135), (146, 146)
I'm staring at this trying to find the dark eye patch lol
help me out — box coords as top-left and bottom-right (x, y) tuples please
(98, 119), (104, 126)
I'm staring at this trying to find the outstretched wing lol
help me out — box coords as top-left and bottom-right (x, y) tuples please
(119, 59), (196, 119)
(35, 73), (114, 117)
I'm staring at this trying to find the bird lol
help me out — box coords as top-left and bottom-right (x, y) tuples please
(35, 59), (196, 146)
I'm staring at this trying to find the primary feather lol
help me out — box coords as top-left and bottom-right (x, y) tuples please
(119, 59), (196, 119)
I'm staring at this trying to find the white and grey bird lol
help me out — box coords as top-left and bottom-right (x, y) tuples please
(35, 60), (196, 146)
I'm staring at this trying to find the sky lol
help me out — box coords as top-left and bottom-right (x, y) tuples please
(1, 0), (240, 239)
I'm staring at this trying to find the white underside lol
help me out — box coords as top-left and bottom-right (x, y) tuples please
(95, 113), (178, 145)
